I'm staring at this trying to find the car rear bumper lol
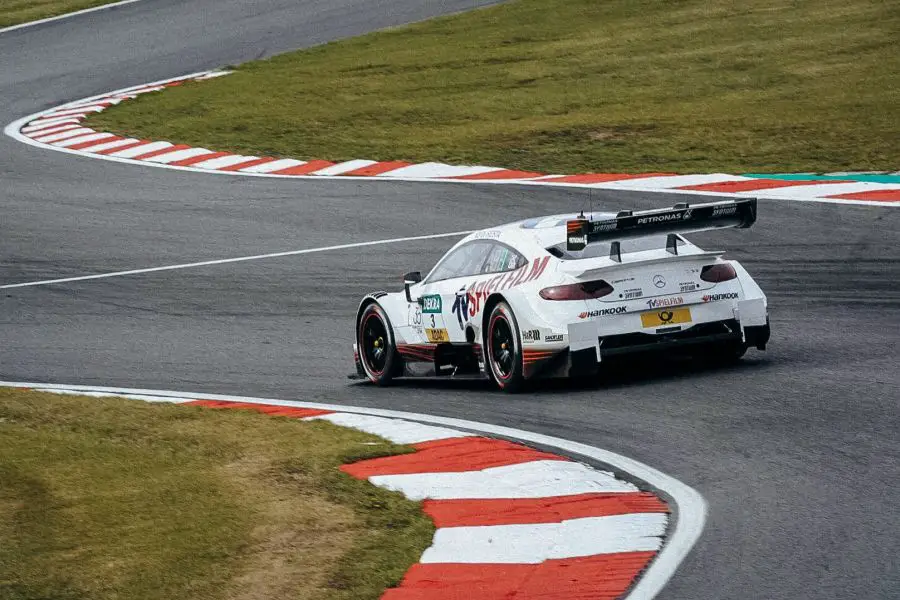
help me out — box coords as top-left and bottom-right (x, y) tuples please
(562, 297), (769, 375)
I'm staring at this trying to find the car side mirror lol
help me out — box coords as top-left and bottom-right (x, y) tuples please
(403, 271), (422, 303)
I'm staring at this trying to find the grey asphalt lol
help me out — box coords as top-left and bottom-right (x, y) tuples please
(1, 1), (899, 598)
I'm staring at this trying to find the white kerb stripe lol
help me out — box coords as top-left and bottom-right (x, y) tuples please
(33, 127), (95, 143)
(379, 162), (504, 179)
(239, 158), (306, 173)
(109, 141), (173, 158)
(43, 106), (105, 118)
(420, 513), (667, 564)
(142, 147), (214, 164)
(308, 413), (473, 444)
(21, 119), (80, 133)
(26, 115), (88, 128)
(30, 388), (196, 404)
(24, 123), (82, 137)
(195, 71), (232, 80)
(63, 98), (123, 110)
(79, 138), (139, 153)
(751, 182), (900, 199)
(601, 174), (751, 189)
(54, 133), (117, 148)
(368, 459), (637, 500)
(309, 159), (377, 175)
(190, 155), (259, 170)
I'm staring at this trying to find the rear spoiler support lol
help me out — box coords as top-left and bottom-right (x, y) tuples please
(666, 233), (679, 255)
(566, 198), (757, 252)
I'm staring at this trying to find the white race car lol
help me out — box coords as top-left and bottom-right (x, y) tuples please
(354, 198), (769, 392)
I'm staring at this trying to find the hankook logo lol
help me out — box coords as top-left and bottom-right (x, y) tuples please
(578, 306), (627, 319)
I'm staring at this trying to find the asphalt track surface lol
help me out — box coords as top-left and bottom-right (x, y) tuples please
(1, 1), (898, 598)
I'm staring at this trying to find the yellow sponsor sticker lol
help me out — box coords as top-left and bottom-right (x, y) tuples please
(640, 307), (692, 328)
(425, 328), (450, 343)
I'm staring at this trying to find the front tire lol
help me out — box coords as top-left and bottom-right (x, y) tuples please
(486, 301), (525, 393)
(357, 303), (398, 385)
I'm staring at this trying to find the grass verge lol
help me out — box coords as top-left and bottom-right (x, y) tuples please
(0, 0), (125, 28)
(86, 0), (899, 173)
(0, 389), (433, 600)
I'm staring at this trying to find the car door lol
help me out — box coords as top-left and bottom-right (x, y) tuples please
(413, 241), (494, 343)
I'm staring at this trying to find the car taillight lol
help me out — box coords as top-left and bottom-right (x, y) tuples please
(540, 280), (613, 300)
(700, 263), (737, 283)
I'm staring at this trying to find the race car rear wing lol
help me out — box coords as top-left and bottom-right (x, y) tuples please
(566, 198), (757, 253)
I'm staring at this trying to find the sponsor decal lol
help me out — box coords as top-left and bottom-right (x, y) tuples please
(702, 292), (739, 302)
(545, 334), (564, 342)
(623, 288), (643, 300)
(637, 212), (679, 225)
(522, 329), (541, 343)
(568, 235), (587, 246)
(453, 256), (551, 323)
(640, 307), (692, 328)
(712, 205), (737, 217)
(594, 220), (617, 231)
(451, 290), (469, 330)
(425, 328), (450, 343)
(410, 304), (423, 330)
(612, 277), (635, 284)
(679, 282), (698, 293)
(422, 294), (442, 314)
(473, 230), (502, 239)
(646, 296), (684, 308)
(652, 274), (667, 288)
(579, 306), (627, 319)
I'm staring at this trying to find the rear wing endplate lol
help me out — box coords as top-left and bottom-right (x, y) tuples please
(566, 198), (757, 252)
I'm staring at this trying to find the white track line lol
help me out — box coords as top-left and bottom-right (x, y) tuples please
(0, 381), (707, 600)
(0, 0), (146, 35)
(0, 230), (472, 289)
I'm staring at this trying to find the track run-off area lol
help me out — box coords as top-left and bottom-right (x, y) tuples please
(1, 1), (898, 599)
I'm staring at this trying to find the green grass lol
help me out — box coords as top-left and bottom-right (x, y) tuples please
(0, 389), (433, 600)
(0, 0), (124, 27)
(86, 0), (899, 173)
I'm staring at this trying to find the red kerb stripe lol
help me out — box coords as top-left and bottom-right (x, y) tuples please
(68, 135), (124, 150)
(341, 436), (567, 478)
(168, 151), (231, 166)
(92, 140), (151, 155)
(184, 399), (333, 418)
(340, 161), (412, 176)
(270, 160), (335, 175)
(825, 189), (900, 202)
(217, 157), (278, 172)
(452, 169), (545, 180)
(381, 552), (657, 600)
(539, 172), (676, 184)
(677, 178), (852, 193)
(132, 143), (192, 160)
(423, 491), (667, 527)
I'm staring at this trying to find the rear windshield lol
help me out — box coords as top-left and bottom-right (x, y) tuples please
(547, 235), (683, 260)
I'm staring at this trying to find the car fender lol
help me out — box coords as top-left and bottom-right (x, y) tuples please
(356, 291), (412, 342)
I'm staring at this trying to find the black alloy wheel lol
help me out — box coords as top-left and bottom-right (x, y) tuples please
(358, 303), (398, 385)
(486, 301), (525, 392)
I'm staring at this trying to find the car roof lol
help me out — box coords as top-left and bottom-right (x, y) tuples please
(459, 213), (617, 253)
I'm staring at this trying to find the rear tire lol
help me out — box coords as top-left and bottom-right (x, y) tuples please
(357, 303), (399, 385)
(486, 301), (525, 393)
